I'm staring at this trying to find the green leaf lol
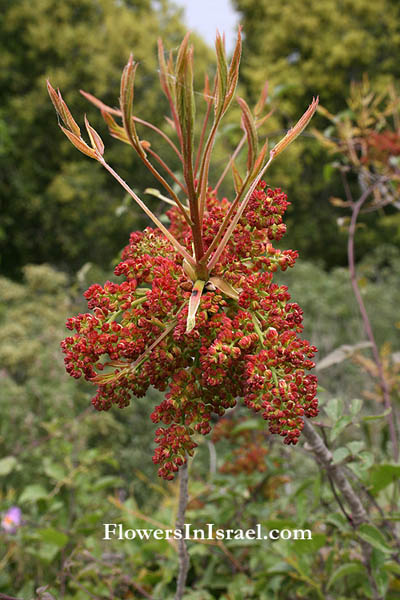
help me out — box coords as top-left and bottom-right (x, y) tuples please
(324, 397), (343, 422)
(350, 398), (363, 416)
(37, 528), (69, 548)
(325, 512), (348, 529)
(92, 475), (123, 491)
(19, 484), (48, 503)
(375, 568), (389, 597)
(327, 562), (365, 589)
(369, 464), (400, 494)
(330, 415), (352, 441)
(347, 441), (364, 455)
(384, 561), (400, 576)
(37, 543), (60, 563)
(231, 419), (265, 435)
(357, 524), (392, 554)
(43, 459), (66, 481)
(0, 456), (18, 476)
(323, 163), (335, 182)
(292, 533), (326, 554)
(362, 407), (392, 421)
(332, 447), (350, 464)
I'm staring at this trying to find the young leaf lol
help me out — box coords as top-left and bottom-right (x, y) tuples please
(270, 97), (319, 159)
(101, 110), (130, 144)
(254, 80), (269, 118)
(250, 137), (268, 181)
(60, 126), (97, 159)
(57, 90), (81, 136)
(223, 26), (242, 114)
(237, 97), (258, 173)
(175, 35), (195, 158)
(208, 276), (239, 300)
(186, 280), (206, 333)
(84, 115), (104, 155)
(231, 161), (243, 195)
(47, 81), (80, 136)
(214, 31), (228, 117)
(120, 54), (143, 155)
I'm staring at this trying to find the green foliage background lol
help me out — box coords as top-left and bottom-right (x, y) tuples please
(1, 0), (400, 598)
(232, 0), (400, 267)
(0, 0), (212, 277)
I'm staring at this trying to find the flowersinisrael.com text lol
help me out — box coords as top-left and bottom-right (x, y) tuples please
(103, 523), (312, 541)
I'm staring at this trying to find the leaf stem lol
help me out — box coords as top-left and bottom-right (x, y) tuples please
(99, 158), (195, 266)
(174, 459), (190, 600)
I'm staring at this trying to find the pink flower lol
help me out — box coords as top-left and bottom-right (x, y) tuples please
(1, 506), (22, 533)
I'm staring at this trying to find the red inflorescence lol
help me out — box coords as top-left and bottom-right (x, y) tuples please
(61, 183), (318, 479)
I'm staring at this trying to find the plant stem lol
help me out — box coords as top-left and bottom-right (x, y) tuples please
(207, 155), (273, 272)
(99, 158), (195, 266)
(347, 186), (399, 461)
(302, 419), (367, 525)
(214, 132), (246, 193)
(194, 78), (216, 178)
(301, 419), (383, 600)
(175, 459), (190, 600)
(146, 147), (188, 196)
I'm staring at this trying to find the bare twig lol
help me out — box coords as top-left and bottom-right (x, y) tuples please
(302, 419), (383, 600)
(302, 419), (368, 525)
(346, 177), (399, 461)
(175, 459), (190, 600)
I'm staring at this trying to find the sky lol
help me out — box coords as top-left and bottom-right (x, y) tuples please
(173, 0), (239, 54)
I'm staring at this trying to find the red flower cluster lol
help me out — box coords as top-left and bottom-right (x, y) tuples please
(61, 183), (318, 479)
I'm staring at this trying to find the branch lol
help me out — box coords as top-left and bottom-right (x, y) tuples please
(301, 419), (383, 600)
(99, 158), (195, 266)
(302, 419), (367, 525)
(346, 179), (399, 461)
(175, 459), (190, 600)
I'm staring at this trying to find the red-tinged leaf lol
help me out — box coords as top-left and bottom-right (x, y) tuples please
(120, 55), (143, 153)
(237, 97), (258, 173)
(84, 115), (104, 155)
(101, 110), (127, 138)
(157, 38), (175, 99)
(208, 276), (239, 300)
(231, 161), (243, 195)
(214, 31), (228, 117)
(186, 280), (206, 333)
(59, 126), (97, 159)
(109, 129), (130, 144)
(250, 137), (268, 179)
(203, 74), (212, 104)
(80, 89), (122, 116)
(47, 80), (63, 118)
(57, 90), (81, 136)
(270, 97), (319, 159)
(254, 80), (269, 118)
(223, 26), (242, 112)
(175, 34), (195, 144)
